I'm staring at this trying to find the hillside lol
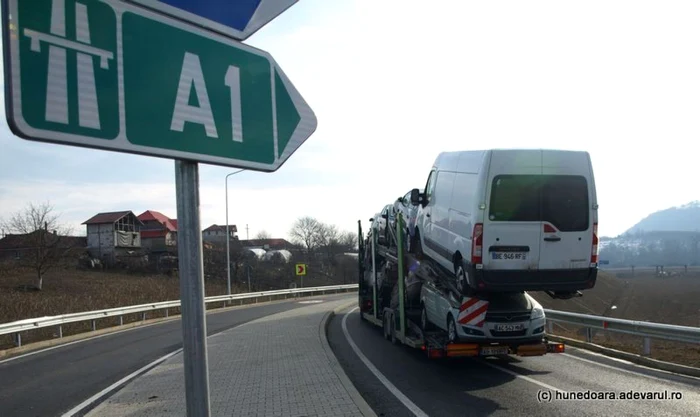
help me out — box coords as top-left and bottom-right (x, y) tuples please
(625, 201), (700, 234)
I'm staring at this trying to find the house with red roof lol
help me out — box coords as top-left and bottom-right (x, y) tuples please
(137, 210), (178, 252)
(82, 211), (143, 264)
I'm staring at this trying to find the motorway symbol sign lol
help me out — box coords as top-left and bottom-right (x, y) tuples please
(2, 0), (317, 172)
(128, 0), (298, 41)
(295, 263), (306, 276)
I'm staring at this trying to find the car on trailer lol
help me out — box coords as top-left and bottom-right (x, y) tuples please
(356, 213), (565, 359)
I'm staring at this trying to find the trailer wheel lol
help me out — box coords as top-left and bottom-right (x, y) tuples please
(447, 314), (459, 343)
(390, 314), (399, 345)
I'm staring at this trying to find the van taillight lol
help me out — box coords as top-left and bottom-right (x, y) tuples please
(472, 223), (483, 264)
(591, 222), (599, 263)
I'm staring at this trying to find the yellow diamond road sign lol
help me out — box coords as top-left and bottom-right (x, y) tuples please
(295, 263), (307, 276)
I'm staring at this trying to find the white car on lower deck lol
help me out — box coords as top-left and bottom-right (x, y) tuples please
(419, 281), (546, 345)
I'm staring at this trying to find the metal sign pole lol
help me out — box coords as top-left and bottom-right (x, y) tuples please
(175, 160), (211, 417)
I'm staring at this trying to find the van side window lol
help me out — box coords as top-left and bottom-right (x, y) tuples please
(425, 170), (437, 200)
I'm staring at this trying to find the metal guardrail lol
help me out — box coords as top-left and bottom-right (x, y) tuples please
(3, 284), (699, 357)
(544, 309), (700, 356)
(0, 284), (359, 347)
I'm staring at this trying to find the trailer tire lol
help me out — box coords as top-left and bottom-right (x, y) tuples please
(390, 314), (399, 345)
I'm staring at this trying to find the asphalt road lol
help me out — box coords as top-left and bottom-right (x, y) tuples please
(0, 293), (350, 417)
(328, 307), (700, 417)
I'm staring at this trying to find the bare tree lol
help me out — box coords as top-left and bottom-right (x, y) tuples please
(1, 202), (77, 290)
(289, 216), (321, 253)
(316, 223), (340, 261)
(255, 230), (272, 240)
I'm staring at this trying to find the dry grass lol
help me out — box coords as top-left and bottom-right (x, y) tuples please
(0, 266), (241, 349)
(530, 271), (700, 368)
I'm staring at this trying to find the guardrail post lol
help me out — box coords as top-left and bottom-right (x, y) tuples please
(58, 325), (63, 338)
(222, 301), (226, 309)
(585, 327), (592, 343)
(547, 320), (553, 334)
(643, 337), (651, 356)
(15, 332), (21, 347)
(142, 312), (146, 321)
(119, 315), (123, 326)
(91, 320), (96, 332)
(165, 309), (169, 318)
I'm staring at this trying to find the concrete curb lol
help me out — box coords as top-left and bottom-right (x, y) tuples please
(320, 300), (378, 417)
(549, 334), (700, 379)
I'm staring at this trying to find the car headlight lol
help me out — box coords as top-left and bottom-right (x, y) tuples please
(531, 307), (545, 320)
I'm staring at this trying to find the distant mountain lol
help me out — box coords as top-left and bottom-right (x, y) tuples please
(624, 201), (700, 235)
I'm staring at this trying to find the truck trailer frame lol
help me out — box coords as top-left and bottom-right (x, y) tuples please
(357, 213), (565, 359)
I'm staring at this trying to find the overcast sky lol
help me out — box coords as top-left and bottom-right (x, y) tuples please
(1, 0), (699, 240)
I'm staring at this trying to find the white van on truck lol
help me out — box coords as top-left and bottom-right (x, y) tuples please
(409, 149), (599, 298)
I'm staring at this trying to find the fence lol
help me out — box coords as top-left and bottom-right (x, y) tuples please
(0, 284), (357, 347)
(545, 309), (700, 356)
(2, 284), (699, 358)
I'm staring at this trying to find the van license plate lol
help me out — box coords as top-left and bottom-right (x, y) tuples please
(495, 323), (525, 332)
(492, 252), (527, 260)
(481, 346), (509, 356)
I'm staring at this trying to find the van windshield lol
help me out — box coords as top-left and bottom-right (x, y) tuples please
(488, 175), (589, 232)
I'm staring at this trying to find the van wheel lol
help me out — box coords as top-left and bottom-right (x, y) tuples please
(455, 264), (468, 294)
(447, 315), (459, 343)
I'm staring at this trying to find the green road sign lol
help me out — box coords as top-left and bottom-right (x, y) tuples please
(2, 0), (317, 172)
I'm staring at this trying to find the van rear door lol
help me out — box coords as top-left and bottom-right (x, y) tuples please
(483, 151), (542, 271)
(538, 151), (594, 271)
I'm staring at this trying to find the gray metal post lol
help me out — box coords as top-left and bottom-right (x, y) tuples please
(225, 169), (244, 298)
(175, 160), (211, 417)
(643, 337), (651, 356)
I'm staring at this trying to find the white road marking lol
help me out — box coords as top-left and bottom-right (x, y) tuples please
(342, 307), (430, 417)
(60, 348), (183, 417)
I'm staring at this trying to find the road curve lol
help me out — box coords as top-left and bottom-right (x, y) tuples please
(0, 293), (350, 417)
(328, 307), (700, 417)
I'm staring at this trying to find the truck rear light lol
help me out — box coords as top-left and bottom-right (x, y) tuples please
(591, 222), (599, 263)
(471, 223), (483, 264)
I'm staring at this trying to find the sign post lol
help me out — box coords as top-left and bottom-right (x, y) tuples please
(2, 1), (316, 416)
(295, 263), (307, 288)
(174, 160), (210, 416)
